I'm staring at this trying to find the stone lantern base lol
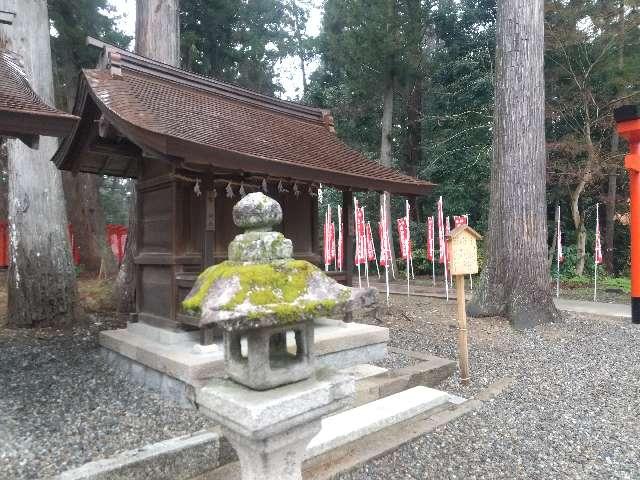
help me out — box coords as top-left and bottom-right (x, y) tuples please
(196, 369), (354, 480)
(225, 320), (314, 390)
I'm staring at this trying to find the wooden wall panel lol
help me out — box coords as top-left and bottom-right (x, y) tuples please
(139, 265), (173, 320)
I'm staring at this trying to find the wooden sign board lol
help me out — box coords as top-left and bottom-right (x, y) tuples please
(446, 225), (482, 276)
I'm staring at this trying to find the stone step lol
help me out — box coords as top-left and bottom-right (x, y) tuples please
(305, 386), (449, 459)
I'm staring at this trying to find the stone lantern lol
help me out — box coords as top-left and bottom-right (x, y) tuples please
(184, 192), (377, 480)
(182, 192), (376, 390)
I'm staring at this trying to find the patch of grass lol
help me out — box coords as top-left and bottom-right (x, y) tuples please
(78, 277), (116, 314)
(562, 274), (630, 294)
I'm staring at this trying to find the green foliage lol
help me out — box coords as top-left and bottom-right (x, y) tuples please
(308, 0), (495, 228)
(48, 0), (131, 108)
(562, 274), (630, 294)
(180, 0), (307, 94)
(99, 177), (132, 225)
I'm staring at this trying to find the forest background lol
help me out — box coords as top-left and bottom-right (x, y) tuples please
(2, 0), (638, 288)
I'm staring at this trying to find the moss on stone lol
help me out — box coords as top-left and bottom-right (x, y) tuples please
(182, 259), (335, 324)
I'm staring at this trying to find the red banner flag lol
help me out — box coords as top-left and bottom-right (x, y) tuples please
(337, 206), (344, 271)
(445, 216), (451, 264)
(365, 222), (376, 261)
(355, 206), (367, 265)
(453, 215), (468, 227)
(396, 218), (412, 259)
(426, 216), (435, 262)
(595, 204), (603, 265)
(558, 209), (564, 264)
(323, 206), (334, 269)
(437, 197), (445, 264)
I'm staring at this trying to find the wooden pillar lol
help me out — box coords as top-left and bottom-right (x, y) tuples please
(204, 189), (216, 268)
(342, 190), (354, 287)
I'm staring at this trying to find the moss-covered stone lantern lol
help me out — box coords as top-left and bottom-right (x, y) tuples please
(183, 192), (376, 390)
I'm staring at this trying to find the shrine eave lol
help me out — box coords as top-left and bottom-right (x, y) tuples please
(53, 42), (434, 196)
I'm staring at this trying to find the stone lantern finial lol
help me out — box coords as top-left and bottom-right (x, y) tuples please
(228, 192), (293, 263)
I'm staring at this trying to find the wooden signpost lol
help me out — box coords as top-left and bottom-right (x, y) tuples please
(446, 225), (482, 384)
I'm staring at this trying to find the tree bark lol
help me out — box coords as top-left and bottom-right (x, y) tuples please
(116, 0), (180, 320)
(467, 0), (559, 328)
(135, 0), (180, 65)
(605, 131), (618, 274)
(571, 93), (597, 277)
(63, 173), (117, 277)
(406, 77), (422, 223)
(379, 73), (397, 271)
(404, 0), (423, 223)
(1, 0), (78, 327)
(59, 59), (117, 277)
(605, 0), (626, 275)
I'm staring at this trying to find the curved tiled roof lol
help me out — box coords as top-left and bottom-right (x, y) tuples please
(55, 44), (433, 195)
(0, 49), (78, 138)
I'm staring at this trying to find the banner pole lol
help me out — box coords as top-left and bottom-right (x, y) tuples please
(594, 203), (599, 302)
(557, 205), (561, 299)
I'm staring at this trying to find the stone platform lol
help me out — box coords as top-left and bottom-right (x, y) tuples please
(100, 318), (389, 408)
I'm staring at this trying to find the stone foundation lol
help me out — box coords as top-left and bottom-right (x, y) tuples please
(100, 319), (388, 408)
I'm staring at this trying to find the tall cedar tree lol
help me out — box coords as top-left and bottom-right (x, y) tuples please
(0, 0), (78, 327)
(49, 0), (130, 277)
(468, 0), (559, 328)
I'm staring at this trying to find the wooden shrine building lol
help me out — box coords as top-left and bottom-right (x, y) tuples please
(54, 38), (433, 331)
(0, 48), (78, 145)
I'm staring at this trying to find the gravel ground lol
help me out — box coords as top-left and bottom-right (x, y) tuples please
(0, 316), (213, 480)
(340, 296), (640, 480)
(2, 295), (639, 480)
(373, 350), (421, 370)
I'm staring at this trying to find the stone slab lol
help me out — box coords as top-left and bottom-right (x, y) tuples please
(99, 321), (388, 388)
(52, 430), (220, 480)
(127, 322), (200, 345)
(554, 298), (631, 319)
(196, 370), (354, 440)
(305, 386), (449, 458)
(340, 364), (388, 381)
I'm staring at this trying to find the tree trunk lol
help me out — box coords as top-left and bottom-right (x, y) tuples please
(570, 177), (587, 276)
(404, 0), (423, 223)
(605, 0), (626, 275)
(135, 0), (180, 65)
(573, 94), (597, 277)
(605, 131), (618, 274)
(467, 0), (558, 328)
(116, 0), (180, 320)
(116, 184), (137, 317)
(379, 73), (397, 271)
(406, 78), (422, 223)
(1, 0), (78, 327)
(60, 60), (117, 277)
(63, 173), (117, 277)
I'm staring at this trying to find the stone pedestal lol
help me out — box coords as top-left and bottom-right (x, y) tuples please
(196, 369), (354, 480)
(223, 422), (319, 480)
